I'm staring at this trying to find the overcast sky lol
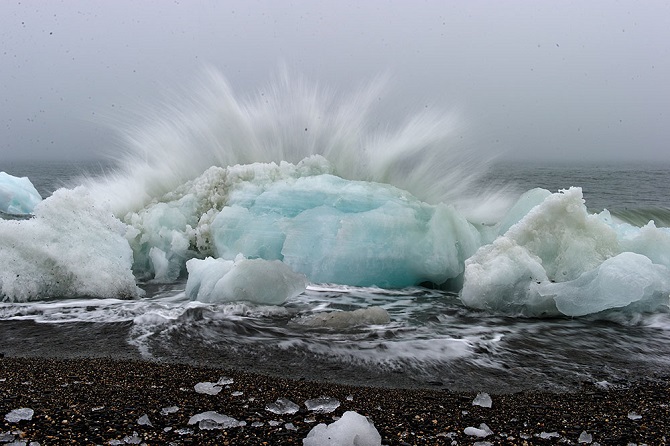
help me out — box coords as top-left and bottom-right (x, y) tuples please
(1, 0), (669, 163)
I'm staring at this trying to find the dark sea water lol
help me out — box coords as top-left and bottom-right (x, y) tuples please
(1, 159), (670, 393)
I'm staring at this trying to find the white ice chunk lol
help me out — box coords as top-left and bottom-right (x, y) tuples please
(461, 187), (663, 317)
(265, 397), (300, 415)
(137, 414), (152, 426)
(0, 187), (140, 301)
(122, 432), (142, 444)
(0, 172), (42, 215)
(304, 397), (340, 413)
(578, 431), (593, 443)
(464, 423), (493, 438)
(194, 381), (222, 395)
(539, 431), (560, 439)
(497, 187), (552, 236)
(627, 412), (642, 420)
(160, 406), (179, 415)
(303, 411), (381, 446)
(217, 376), (234, 385)
(472, 392), (492, 408)
(188, 411), (243, 429)
(186, 255), (307, 305)
(5, 408), (34, 423)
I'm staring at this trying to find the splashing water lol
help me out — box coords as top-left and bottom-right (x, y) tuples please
(86, 69), (508, 219)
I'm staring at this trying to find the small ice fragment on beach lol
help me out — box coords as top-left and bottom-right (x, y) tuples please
(595, 381), (611, 389)
(251, 422), (264, 427)
(285, 422), (297, 431)
(579, 431), (593, 443)
(627, 411), (642, 420)
(473, 442), (493, 446)
(175, 428), (193, 435)
(122, 432), (142, 444)
(305, 397), (341, 413)
(5, 408), (34, 423)
(539, 432), (560, 439)
(303, 411), (381, 446)
(161, 406), (179, 415)
(464, 423), (493, 438)
(268, 420), (281, 426)
(137, 414), (152, 426)
(472, 392), (492, 408)
(346, 394), (354, 401)
(91, 406), (105, 412)
(231, 391), (243, 396)
(194, 382), (222, 395)
(188, 411), (243, 429)
(163, 427), (172, 432)
(217, 376), (234, 385)
(265, 397), (300, 415)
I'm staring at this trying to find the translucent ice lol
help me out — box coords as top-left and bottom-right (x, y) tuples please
(472, 392), (492, 408)
(462, 187), (670, 316)
(0, 172), (42, 215)
(0, 187), (140, 302)
(265, 397), (300, 415)
(194, 381), (222, 395)
(540, 252), (670, 316)
(578, 431), (593, 443)
(464, 423), (493, 438)
(4, 408), (34, 423)
(137, 414), (152, 426)
(188, 411), (243, 429)
(122, 157), (481, 288)
(185, 255), (307, 304)
(304, 397), (341, 413)
(211, 172), (481, 288)
(303, 411), (381, 446)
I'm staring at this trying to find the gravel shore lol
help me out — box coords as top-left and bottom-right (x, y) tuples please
(1, 356), (668, 445)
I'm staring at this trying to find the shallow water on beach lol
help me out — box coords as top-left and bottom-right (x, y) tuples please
(2, 281), (670, 392)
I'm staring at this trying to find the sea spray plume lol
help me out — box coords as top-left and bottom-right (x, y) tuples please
(87, 68), (503, 217)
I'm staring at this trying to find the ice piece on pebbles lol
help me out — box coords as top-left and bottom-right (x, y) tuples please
(194, 381), (222, 395)
(627, 412), (642, 420)
(539, 432), (560, 439)
(217, 376), (234, 385)
(251, 422), (264, 427)
(595, 381), (611, 389)
(303, 411), (382, 446)
(5, 408), (34, 423)
(265, 397), (300, 415)
(175, 428), (193, 435)
(473, 442), (493, 446)
(472, 392), (492, 408)
(579, 431), (593, 443)
(346, 394), (354, 401)
(188, 411), (244, 429)
(464, 423), (493, 438)
(268, 420), (281, 426)
(231, 391), (243, 396)
(305, 396), (341, 413)
(285, 422), (297, 431)
(122, 432), (142, 444)
(137, 414), (152, 426)
(161, 406), (179, 415)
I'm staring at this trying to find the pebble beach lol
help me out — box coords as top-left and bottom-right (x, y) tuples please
(1, 356), (668, 445)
